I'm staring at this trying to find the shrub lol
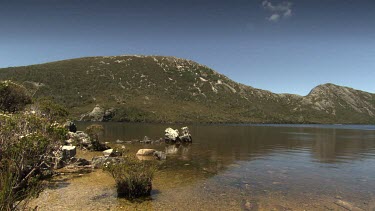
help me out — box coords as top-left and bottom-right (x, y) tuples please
(0, 112), (66, 210)
(0, 80), (32, 113)
(103, 156), (155, 199)
(35, 98), (69, 121)
(85, 124), (108, 151)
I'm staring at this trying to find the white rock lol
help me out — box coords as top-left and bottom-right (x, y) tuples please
(103, 149), (113, 157)
(62, 146), (76, 160)
(165, 127), (179, 141)
(136, 149), (156, 156)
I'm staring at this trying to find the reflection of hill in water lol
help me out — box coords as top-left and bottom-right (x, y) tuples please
(78, 122), (375, 166)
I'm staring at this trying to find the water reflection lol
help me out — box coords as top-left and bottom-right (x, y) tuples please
(37, 123), (375, 210)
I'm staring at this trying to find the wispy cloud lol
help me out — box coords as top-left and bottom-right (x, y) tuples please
(262, 0), (293, 22)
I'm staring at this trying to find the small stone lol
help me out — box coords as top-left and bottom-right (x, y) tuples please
(103, 149), (114, 157)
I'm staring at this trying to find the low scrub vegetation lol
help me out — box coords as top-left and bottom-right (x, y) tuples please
(0, 80), (68, 210)
(103, 156), (156, 199)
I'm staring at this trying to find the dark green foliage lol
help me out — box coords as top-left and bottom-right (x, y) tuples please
(103, 156), (155, 199)
(0, 81), (32, 113)
(36, 98), (69, 121)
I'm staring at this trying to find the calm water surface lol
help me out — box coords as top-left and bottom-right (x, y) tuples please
(32, 123), (375, 210)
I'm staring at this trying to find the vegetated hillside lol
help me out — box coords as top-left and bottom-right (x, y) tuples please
(0, 55), (374, 124)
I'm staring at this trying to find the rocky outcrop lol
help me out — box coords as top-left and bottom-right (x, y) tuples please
(164, 127), (192, 143)
(165, 128), (179, 142)
(66, 131), (109, 151)
(80, 105), (115, 121)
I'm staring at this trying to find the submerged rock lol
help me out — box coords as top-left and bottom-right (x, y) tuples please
(153, 151), (167, 160)
(164, 126), (192, 143)
(140, 136), (152, 144)
(136, 149), (156, 156)
(92, 156), (125, 169)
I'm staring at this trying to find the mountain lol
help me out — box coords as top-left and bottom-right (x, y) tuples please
(0, 55), (374, 124)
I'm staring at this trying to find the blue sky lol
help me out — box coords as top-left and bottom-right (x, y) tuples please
(0, 0), (374, 95)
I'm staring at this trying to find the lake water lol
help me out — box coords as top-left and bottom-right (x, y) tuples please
(31, 123), (375, 210)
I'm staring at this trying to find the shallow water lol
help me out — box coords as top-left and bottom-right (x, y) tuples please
(31, 123), (375, 210)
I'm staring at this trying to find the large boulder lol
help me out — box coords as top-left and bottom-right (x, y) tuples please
(164, 127), (192, 143)
(80, 105), (115, 122)
(164, 128), (179, 142)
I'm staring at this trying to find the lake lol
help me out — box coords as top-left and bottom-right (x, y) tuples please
(31, 123), (375, 210)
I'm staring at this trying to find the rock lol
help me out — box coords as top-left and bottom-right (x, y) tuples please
(81, 105), (115, 122)
(140, 136), (152, 144)
(65, 138), (75, 145)
(179, 126), (192, 142)
(53, 157), (65, 169)
(64, 121), (77, 133)
(153, 151), (166, 160)
(103, 149), (122, 157)
(69, 157), (91, 166)
(103, 149), (114, 157)
(116, 139), (124, 143)
(62, 146), (76, 160)
(103, 108), (115, 121)
(124, 141), (133, 144)
(92, 156), (125, 169)
(91, 140), (110, 151)
(67, 131), (91, 147)
(154, 138), (162, 144)
(136, 149), (156, 156)
(165, 127), (179, 142)
(88, 105), (105, 121)
(136, 155), (156, 161)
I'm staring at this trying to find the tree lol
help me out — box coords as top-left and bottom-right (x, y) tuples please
(0, 81), (32, 113)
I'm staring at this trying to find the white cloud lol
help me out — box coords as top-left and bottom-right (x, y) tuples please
(262, 0), (293, 22)
(268, 13), (280, 22)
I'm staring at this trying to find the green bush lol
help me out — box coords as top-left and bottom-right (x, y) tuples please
(35, 98), (69, 121)
(103, 156), (155, 199)
(0, 81), (32, 113)
(0, 112), (67, 210)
